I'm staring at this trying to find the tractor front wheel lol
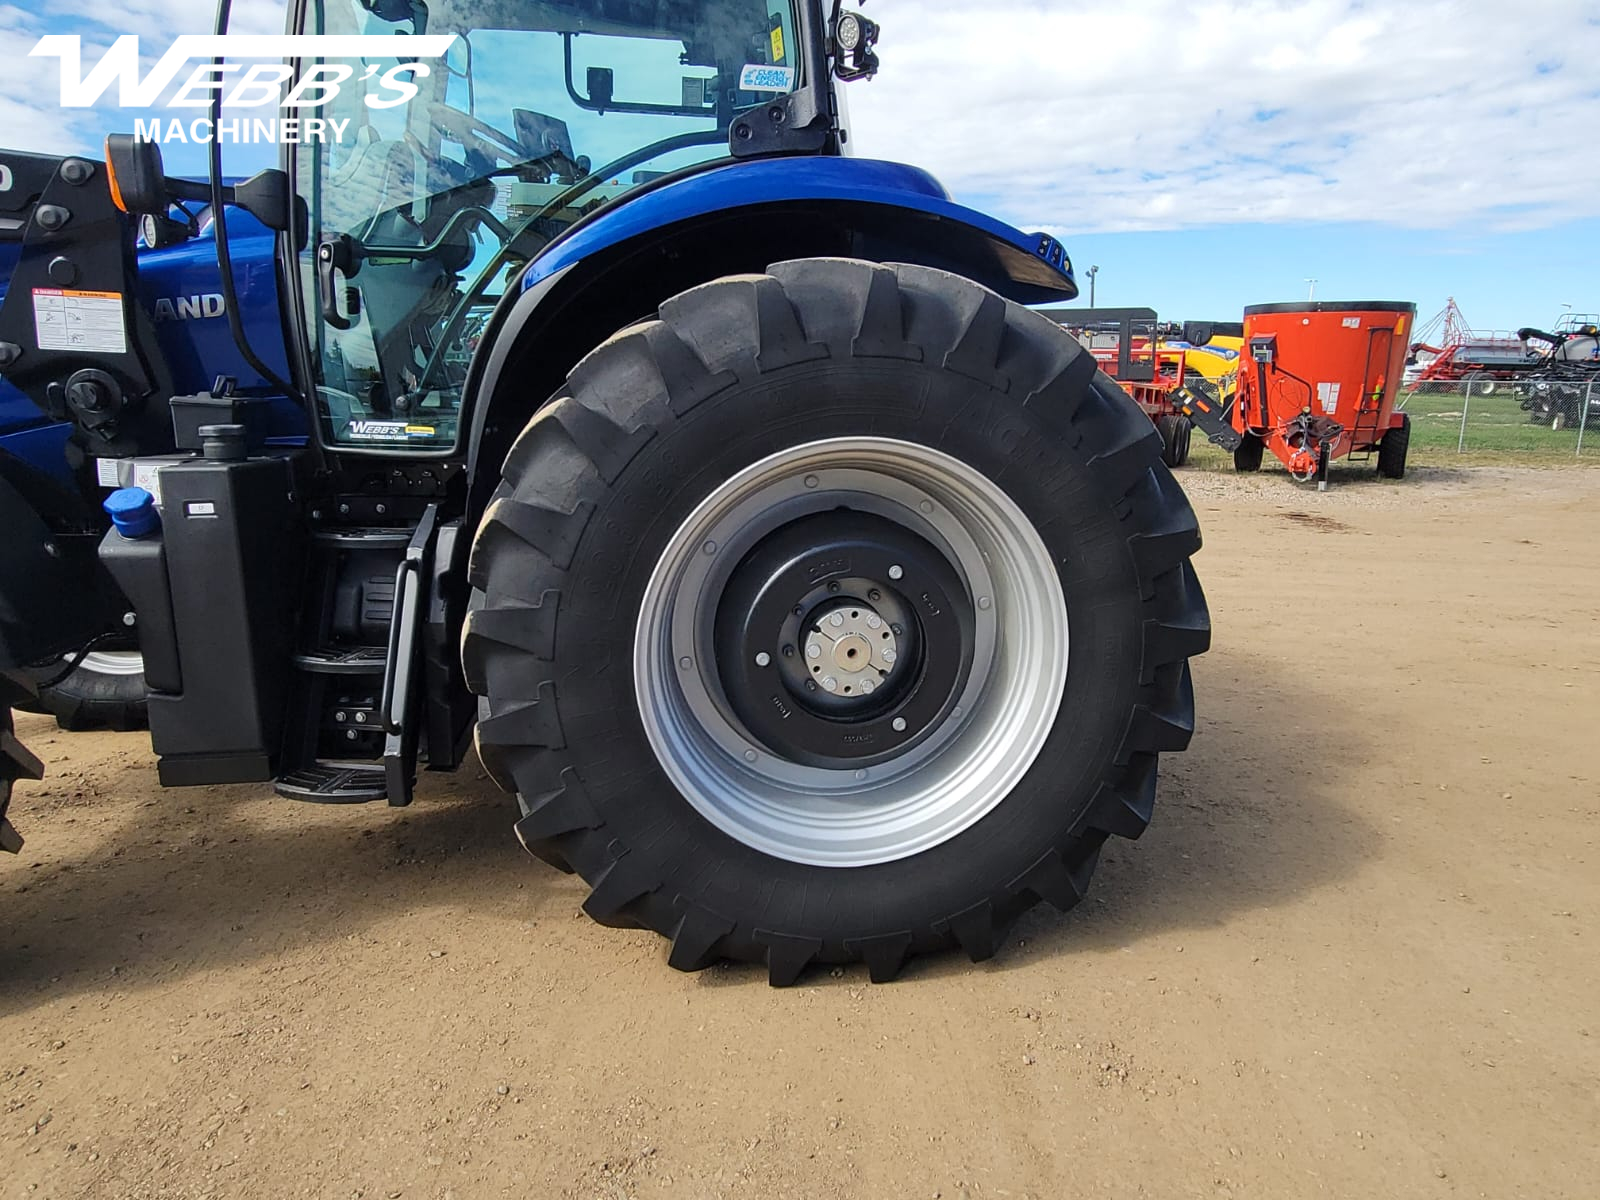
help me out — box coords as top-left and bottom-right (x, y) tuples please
(464, 260), (1209, 983)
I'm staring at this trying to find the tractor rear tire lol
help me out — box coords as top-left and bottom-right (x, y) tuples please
(1376, 413), (1411, 479)
(464, 260), (1209, 984)
(1157, 414), (1192, 468)
(1233, 434), (1264, 472)
(24, 650), (148, 731)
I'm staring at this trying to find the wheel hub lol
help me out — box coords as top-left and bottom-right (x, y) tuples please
(714, 509), (968, 765)
(803, 601), (898, 701)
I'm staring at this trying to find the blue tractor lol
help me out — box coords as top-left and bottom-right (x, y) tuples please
(0, 0), (1209, 981)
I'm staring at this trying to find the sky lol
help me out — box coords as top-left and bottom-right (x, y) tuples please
(4, 0), (1598, 334)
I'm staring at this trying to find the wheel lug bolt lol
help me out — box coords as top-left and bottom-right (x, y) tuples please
(888, 564), (904, 580)
(830, 612), (844, 627)
(860, 678), (876, 694)
(822, 676), (838, 692)
(744, 749), (758, 763)
(679, 656), (693, 670)
(866, 615), (882, 630)
(892, 717), (907, 732)
(882, 649), (897, 664)
(755, 652), (771, 667)
(978, 596), (991, 611)
(806, 644), (821, 659)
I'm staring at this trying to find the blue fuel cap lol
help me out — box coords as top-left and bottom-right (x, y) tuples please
(104, 486), (160, 539)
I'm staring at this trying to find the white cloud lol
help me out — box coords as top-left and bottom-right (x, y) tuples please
(6, 0), (1597, 240)
(844, 0), (1600, 234)
(0, 0), (287, 156)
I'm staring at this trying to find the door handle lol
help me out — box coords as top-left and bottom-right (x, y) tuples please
(315, 234), (361, 331)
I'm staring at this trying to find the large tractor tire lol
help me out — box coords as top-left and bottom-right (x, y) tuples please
(1376, 412), (1411, 479)
(23, 648), (147, 731)
(464, 260), (1210, 984)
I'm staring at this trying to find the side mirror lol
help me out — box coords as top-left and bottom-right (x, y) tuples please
(105, 133), (301, 243)
(104, 134), (168, 216)
(586, 67), (614, 111)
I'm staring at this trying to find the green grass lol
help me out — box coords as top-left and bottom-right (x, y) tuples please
(1180, 387), (1598, 471)
(1401, 389), (1595, 463)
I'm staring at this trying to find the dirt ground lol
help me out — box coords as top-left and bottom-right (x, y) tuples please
(3, 463), (1597, 1200)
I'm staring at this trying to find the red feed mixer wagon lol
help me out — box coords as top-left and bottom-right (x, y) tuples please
(1228, 301), (1417, 486)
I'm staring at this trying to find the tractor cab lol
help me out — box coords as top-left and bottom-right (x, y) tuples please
(294, 0), (820, 455)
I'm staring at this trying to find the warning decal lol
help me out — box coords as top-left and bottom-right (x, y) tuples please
(33, 288), (127, 355)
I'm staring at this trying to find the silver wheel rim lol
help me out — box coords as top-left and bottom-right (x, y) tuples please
(633, 437), (1068, 868)
(76, 650), (143, 678)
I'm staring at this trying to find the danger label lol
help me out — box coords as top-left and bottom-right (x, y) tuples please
(33, 288), (127, 355)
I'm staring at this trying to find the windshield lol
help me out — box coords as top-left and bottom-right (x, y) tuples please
(297, 0), (803, 452)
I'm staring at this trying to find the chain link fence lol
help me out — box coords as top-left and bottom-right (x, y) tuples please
(1397, 377), (1597, 461)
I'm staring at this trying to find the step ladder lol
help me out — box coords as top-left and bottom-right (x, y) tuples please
(273, 505), (439, 807)
(1345, 388), (1384, 463)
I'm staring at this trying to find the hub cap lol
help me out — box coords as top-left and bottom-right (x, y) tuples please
(634, 437), (1068, 867)
(804, 602), (896, 699)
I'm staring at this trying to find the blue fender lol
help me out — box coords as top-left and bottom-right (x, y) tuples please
(464, 155), (1078, 507)
(521, 157), (1077, 305)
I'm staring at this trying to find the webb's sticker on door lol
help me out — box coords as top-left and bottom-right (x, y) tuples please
(32, 288), (127, 355)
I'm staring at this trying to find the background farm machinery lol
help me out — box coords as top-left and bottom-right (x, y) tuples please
(1041, 307), (1243, 469)
(1407, 300), (1600, 429)
(1049, 301), (1417, 486)
(1513, 317), (1600, 429)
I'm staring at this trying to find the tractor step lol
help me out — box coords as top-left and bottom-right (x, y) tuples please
(311, 527), (413, 549)
(272, 506), (442, 810)
(274, 762), (388, 804)
(293, 646), (390, 675)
